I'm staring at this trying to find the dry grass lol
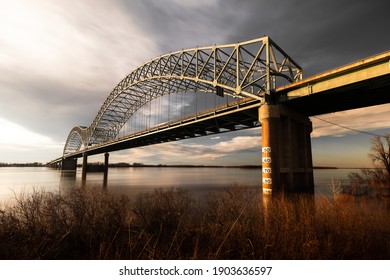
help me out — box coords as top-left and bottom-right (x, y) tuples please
(0, 185), (389, 259)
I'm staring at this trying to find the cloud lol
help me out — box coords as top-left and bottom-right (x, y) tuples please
(212, 136), (261, 154)
(113, 134), (261, 164)
(0, 118), (53, 146)
(1, 0), (157, 85)
(122, 0), (240, 53)
(311, 104), (390, 138)
(0, 117), (63, 162)
(0, 0), (158, 141)
(221, 0), (390, 76)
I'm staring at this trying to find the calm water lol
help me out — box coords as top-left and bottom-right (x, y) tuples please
(0, 167), (356, 204)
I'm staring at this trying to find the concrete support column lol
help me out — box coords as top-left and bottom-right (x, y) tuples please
(259, 104), (314, 194)
(61, 157), (77, 171)
(259, 105), (282, 194)
(82, 152), (88, 182)
(103, 152), (109, 188)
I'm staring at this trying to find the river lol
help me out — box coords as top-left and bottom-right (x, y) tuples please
(0, 166), (358, 204)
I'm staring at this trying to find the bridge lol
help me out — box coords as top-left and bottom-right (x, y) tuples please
(49, 36), (390, 194)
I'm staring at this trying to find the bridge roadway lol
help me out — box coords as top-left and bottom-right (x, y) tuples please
(53, 50), (390, 163)
(279, 50), (390, 115)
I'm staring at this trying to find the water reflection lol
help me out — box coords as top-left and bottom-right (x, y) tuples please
(59, 170), (77, 195)
(1, 166), (388, 210)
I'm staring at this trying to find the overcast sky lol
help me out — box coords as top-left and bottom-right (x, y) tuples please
(0, 0), (389, 167)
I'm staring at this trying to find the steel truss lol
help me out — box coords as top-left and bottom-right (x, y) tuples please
(64, 36), (302, 155)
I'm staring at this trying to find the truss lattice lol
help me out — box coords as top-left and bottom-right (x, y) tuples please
(63, 36), (302, 155)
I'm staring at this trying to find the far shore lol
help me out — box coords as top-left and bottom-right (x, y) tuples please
(1, 162), (344, 170)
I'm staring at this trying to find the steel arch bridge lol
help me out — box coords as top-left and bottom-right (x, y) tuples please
(64, 36), (302, 155)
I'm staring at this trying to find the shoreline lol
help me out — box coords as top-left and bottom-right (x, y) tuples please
(2, 163), (361, 169)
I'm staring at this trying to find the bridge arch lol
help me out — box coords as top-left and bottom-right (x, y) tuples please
(63, 36), (302, 155)
(63, 126), (89, 155)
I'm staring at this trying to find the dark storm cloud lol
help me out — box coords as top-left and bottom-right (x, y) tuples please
(0, 69), (106, 142)
(222, 0), (390, 76)
(125, 0), (390, 76)
(122, 0), (239, 53)
(6, 86), (128, 146)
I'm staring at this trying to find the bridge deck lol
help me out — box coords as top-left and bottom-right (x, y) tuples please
(52, 98), (261, 162)
(278, 50), (390, 115)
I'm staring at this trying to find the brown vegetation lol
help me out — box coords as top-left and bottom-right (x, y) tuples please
(348, 134), (390, 197)
(0, 185), (389, 260)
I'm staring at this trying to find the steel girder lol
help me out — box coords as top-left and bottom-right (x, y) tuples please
(63, 36), (301, 155)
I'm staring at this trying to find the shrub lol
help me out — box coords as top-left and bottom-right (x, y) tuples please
(0, 187), (130, 259)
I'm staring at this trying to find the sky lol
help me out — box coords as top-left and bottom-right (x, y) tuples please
(0, 0), (389, 168)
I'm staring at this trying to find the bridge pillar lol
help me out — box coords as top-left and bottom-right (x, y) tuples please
(259, 104), (314, 194)
(103, 152), (109, 188)
(82, 152), (88, 182)
(61, 157), (77, 171)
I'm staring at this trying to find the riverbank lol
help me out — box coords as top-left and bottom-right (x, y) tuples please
(0, 185), (388, 259)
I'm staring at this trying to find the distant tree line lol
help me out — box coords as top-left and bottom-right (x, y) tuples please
(78, 162), (264, 168)
(0, 162), (44, 167)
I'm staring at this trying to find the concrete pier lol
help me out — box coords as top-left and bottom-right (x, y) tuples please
(61, 157), (77, 171)
(82, 152), (88, 182)
(259, 104), (314, 194)
(103, 152), (109, 188)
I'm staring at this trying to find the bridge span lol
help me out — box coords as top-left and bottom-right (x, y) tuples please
(49, 36), (390, 194)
